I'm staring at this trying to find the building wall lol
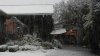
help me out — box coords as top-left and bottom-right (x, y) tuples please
(0, 15), (54, 43)
(10, 15), (54, 41)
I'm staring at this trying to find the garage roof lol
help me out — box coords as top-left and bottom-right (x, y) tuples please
(0, 5), (54, 15)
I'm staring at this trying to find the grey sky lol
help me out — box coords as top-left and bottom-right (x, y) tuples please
(0, 0), (66, 5)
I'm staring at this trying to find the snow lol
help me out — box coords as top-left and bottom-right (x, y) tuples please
(0, 5), (54, 15)
(0, 51), (45, 56)
(0, 0), (62, 5)
(19, 45), (42, 51)
(0, 47), (96, 56)
(50, 28), (66, 34)
(0, 0), (64, 15)
(46, 47), (96, 56)
(0, 49), (54, 56)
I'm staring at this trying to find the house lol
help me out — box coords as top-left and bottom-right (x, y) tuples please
(0, 4), (54, 41)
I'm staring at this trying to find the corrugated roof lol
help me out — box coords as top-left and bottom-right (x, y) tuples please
(0, 5), (54, 15)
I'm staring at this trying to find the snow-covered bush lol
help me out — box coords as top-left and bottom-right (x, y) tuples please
(52, 39), (63, 49)
(19, 45), (31, 51)
(41, 42), (54, 49)
(0, 45), (8, 52)
(6, 40), (19, 46)
(5, 34), (56, 51)
(19, 34), (43, 46)
(6, 34), (43, 46)
(8, 45), (19, 52)
(19, 45), (41, 51)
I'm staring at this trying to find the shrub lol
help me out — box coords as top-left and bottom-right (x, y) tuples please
(41, 42), (54, 49)
(19, 45), (41, 51)
(52, 39), (63, 49)
(19, 34), (42, 46)
(8, 45), (19, 52)
(6, 34), (43, 46)
(0, 45), (8, 52)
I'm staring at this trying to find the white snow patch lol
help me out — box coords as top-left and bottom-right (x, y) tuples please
(0, 5), (54, 15)
(0, 47), (55, 56)
(0, 0), (62, 5)
(50, 28), (66, 34)
(0, 50), (47, 56)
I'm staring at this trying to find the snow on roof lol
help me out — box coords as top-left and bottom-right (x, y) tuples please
(50, 28), (66, 34)
(0, 0), (62, 5)
(0, 5), (54, 15)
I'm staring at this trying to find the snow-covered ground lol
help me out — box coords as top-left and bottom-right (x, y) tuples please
(0, 49), (54, 56)
(46, 47), (97, 56)
(0, 47), (97, 56)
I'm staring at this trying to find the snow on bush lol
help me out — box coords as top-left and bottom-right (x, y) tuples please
(19, 45), (42, 51)
(52, 39), (63, 49)
(0, 45), (8, 52)
(4, 34), (57, 52)
(6, 40), (19, 46)
(19, 34), (42, 46)
(41, 41), (54, 49)
(6, 34), (42, 46)
(8, 45), (19, 52)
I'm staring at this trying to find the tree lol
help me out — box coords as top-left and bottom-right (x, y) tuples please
(53, 0), (100, 54)
(83, 0), (100, 54)
(53, 0), (90, 46)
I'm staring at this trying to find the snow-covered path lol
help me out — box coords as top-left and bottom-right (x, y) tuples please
(46, 47), (96, 56)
